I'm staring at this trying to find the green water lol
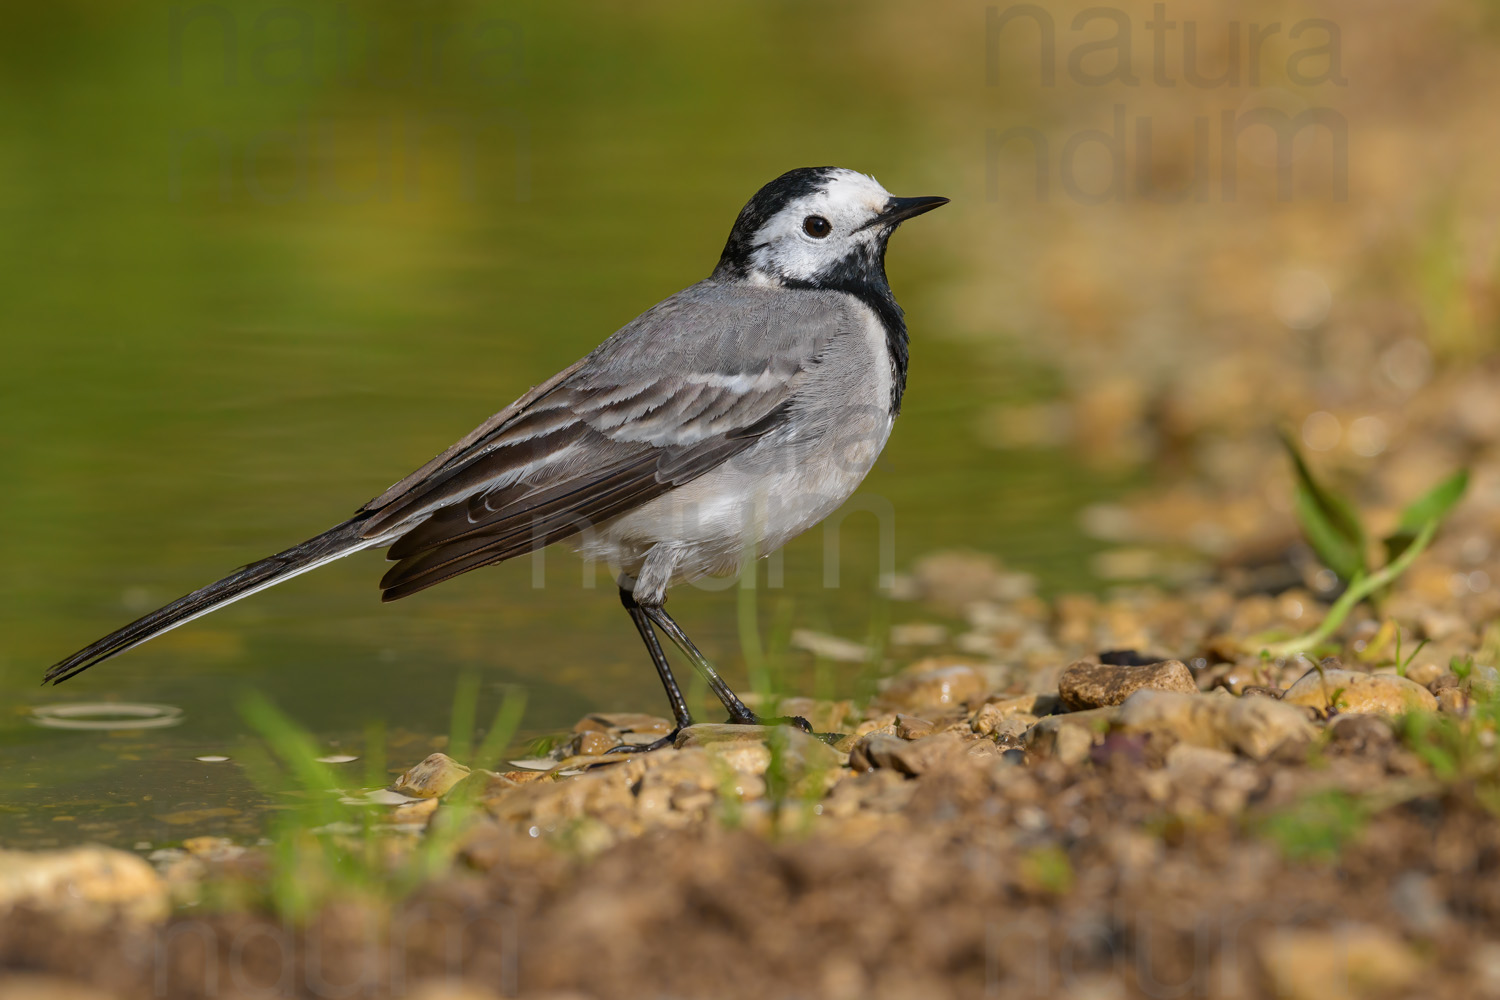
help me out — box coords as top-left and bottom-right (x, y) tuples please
(0, 2), (1124, 848)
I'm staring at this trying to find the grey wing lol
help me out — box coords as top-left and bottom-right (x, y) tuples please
(361, 282), (856, 600)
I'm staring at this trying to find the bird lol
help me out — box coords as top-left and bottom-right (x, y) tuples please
(44, 166), (948, 746)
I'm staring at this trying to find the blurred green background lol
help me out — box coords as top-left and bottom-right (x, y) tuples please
(0, 1), (1123, 846)
(5, 0), (1494, 846)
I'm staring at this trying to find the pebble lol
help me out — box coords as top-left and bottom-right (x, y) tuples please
(1258, 924), (1420, 1000)
(895, 714), (936, 739)
(1326, 714), (1395, 752)
(1057, 658), (1197, 710)
(1024, 707), (1118, 762)
(1468, 665), (1500, 699)
(571, 730), (624, 756)
(851, 731), (1000, 775)
(0, 846), (168, 926)
(1403, 660), (1446, 687)
(1437, 688), (1468, 714)
(393, 753), (473, 798)
(394, 798), (440, 826)
(874, 660), (988, 712)
(888, 622), (948, 646)
(790, 628), (871, 663)
(1281, 668), (1438, 716)
(0, 975), (120, 1000)
(674, 724), (842, 778)
(969, 694), (1045, 736)
(576, 713), (672, 736)
(1115, 690), (1316, 759)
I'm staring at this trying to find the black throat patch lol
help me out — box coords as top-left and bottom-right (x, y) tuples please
(785, 239), (909, 414)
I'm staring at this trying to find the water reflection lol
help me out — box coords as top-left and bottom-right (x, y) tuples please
(31, 703), (185, 731)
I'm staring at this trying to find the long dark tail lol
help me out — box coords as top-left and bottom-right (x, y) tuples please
(44, 518), (378, 685)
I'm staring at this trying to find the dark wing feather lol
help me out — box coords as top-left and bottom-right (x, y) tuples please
(360, 282), (856, 600)
(376, 403), (791, 600)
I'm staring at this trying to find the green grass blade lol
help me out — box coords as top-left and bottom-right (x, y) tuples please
(1386, 468), (1469, 561)
(1280, 429), (1367, 581)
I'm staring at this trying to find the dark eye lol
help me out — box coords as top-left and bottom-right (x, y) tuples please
(802, 215), (831, 238)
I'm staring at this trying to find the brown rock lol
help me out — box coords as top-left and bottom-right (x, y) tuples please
(895, 714), (936, 739)
(0, 846), (168, 926)
(969, 693), (1051, 735)
(579, 712), (672, 735)
(1115, 690), (1316, 759)
(850, 731), (993, 775)
(571, 730), (624, 756)
(674, 724), (842, 778)
(1258, 925), (1421, 1000)
(1437, 688), (1468, 715)
(1058, 658), (1197, 710)
(1429, 673), (1459, 694)
(1282, 668), (1438, 716)
(1327, 713), (1395, 752)
(0, 975), (120, 1000)
(1024, 707), (1119, 763)
(875, 660), (989, 712)
(394, 753), (473, 798)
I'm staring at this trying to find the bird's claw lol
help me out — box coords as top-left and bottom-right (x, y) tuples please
(746, 713), (815, 733)
(604, 728), (680, 754)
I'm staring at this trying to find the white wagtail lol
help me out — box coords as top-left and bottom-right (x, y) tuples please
(46, 166), (947, 742)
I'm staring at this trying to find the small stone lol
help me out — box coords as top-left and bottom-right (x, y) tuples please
(969, 693), (1050, 736)
(1437, 688), (1468, 715)
(393, 753), (472, 798)
(179, 837), (244, 862)
(674, 724), (841, 778)
(571, 730), (624, 756)
(1114, 690), (1315, 759)
(1327, 713), (1394, 752)
(1403, 660), (1445, 688)
(1258, 925), (1421, 1000)
(1050, 724), (1095, 766)
(1467, 665), (1500, 699)
(889, 622), (948, 646)
(850, 731), (988, 775)
(584, 712), (672, 735)
(1282, 668), (1438, 716)
(790, 628), (870, 663)
(1057, 659), (1197, 710)
(0, 975), (120, 1000)
(1024, 707), (1118, 761)
(895, 714), (936, 739)
(1163, 743), (1236, 776)
(0, 846), (168, 926)
(393, 797), (440, 825)
(1390, 871), (1449, 936)
(875, 660), (988, 712)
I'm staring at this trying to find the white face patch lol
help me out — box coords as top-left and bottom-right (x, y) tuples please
(747, 170), (894, 284)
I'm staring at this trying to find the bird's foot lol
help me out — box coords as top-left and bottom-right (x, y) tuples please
(604, 728), (681, 755)
(742, 714), (845, 746)
(744, 713), (814, 733)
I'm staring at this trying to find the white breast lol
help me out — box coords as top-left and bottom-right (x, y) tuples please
(579, 298), (897, 602)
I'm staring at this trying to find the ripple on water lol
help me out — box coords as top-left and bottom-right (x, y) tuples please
(30, 702), (184, 731)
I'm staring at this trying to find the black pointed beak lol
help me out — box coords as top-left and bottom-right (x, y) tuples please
(859, 195), (949, 231)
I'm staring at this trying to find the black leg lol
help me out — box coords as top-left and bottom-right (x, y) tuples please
(618, 586), (693, 731)
(641, 601), (814, 735)
(639, 602), (760, 724)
